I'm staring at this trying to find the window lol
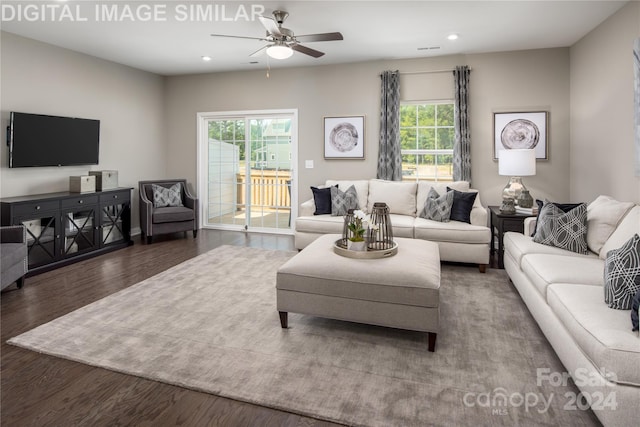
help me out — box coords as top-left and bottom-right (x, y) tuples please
(400, 101), (454, 181)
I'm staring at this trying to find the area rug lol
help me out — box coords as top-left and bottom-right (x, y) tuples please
(8, 246), (598, 426)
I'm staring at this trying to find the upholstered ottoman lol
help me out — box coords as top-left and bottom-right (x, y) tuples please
(277, 234), (441, 351)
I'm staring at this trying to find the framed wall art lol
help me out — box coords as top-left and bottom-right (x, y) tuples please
(324, 116), (365, 159)
(493, 111), (548, 160)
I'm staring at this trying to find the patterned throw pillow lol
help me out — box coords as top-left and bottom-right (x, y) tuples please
(604, 234), (640, 310)
(532, 201), (588, 254)
(152, 183), (183, 208)
(419, 188), (453, 222)
(331, 185), (359, 216)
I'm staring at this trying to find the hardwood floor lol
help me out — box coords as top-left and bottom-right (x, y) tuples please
(1, 230), (340, 427)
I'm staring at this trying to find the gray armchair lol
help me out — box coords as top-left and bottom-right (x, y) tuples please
(1, 225), (27, 290)
(139, 179), (199, 244)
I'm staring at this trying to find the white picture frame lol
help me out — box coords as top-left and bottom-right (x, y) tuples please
(324, 116), (365, 159)
(493, 111), (548, 160)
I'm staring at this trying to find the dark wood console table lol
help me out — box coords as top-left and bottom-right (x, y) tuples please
(1, 188), (133, 276)
(489, 205), (537, 269)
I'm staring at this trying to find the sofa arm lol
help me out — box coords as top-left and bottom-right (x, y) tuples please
(469, 190), (487, 227)
(299, 198), (316, 217)
(524, 217), (537, 236)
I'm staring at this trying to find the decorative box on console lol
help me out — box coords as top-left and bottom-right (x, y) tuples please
(89, 170), (118, 191)
(69, 175), (96, 193)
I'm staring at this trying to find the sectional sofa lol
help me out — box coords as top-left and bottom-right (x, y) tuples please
(295, 179), (491, 272)
(503, 197), (640, 426)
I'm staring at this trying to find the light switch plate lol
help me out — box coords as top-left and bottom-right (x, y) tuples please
(305, 160), (314, 169)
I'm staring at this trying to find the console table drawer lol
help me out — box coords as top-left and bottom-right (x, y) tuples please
(61, 195), (99, 209)
(13, 200), (59, 215)
(99, 191), (130, 203)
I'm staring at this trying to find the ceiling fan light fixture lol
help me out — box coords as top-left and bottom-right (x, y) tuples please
(266, 44), (293, 60)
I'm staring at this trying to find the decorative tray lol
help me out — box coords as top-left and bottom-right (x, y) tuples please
(333, 238), (398, 259)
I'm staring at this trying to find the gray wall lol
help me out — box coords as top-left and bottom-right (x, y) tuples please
(165, 48), (571, 210)
(0, 32), (166, 230)
(570, 1), (640, 204)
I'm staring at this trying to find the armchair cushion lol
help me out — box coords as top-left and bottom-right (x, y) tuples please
(153, 183), (184, 208)
(153, 206), (195, 224)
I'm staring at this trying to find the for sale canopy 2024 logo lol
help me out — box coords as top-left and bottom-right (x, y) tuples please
(1, 1), (266, 23)
(463, 367), (618, 416)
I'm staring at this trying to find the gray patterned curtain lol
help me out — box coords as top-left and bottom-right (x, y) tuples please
(453, 65), (471, 182)
(377, 70), (402, 181)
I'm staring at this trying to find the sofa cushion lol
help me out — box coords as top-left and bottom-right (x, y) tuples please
(153, 206), (194, 224)
(604, 234), (640, 310)
(414, 217), (490, 244)
(533, 202), (588, 254)
(600, 206), (640, 260)
(504, 231), (596, 269)
(416, 181), (469, 211)
(367, 179), (417, 216)
(521, 254), (605, 299)
(311, 186), (333, 215)
(447, 188), (477, 224)
(419, 188), (453, 222)
(547, 283), (640, 386)
(326, 180), (369, 213)
(331, 185), (359, 216)
(295, 215), (344, 234)
(587, 195), (635, 255)
(388, 214), (415, 238)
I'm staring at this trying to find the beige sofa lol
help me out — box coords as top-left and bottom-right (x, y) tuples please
(504, 198), (640, 426)
(295, 179), (491, 272)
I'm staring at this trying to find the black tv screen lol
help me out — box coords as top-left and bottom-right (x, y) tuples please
(8, 112), (100, 168)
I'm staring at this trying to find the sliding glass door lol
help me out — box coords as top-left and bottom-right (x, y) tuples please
(198, 110), (297, 234)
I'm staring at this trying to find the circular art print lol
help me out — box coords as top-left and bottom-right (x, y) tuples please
(329, 122), (359, 152)
(500, 119), (540, 149)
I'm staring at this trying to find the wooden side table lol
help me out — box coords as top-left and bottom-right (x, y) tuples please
(489, 205), (537, 269)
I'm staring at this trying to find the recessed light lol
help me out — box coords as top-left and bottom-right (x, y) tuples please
(201, 56), (212, 61)
(447, 34), (459, 41)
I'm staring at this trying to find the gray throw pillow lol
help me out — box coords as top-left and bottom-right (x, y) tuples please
(532, 201), (588, 254)
(604, 234), (640, 310)
(152, 183), (184, 208)
(331, 185), (359, 216)
(419, 188), (453, 222)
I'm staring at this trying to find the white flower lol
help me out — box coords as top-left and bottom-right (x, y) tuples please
(354, 209), (366, 220)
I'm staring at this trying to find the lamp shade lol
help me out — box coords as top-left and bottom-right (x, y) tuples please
(266, 44), (293, 59)
(498, 149), (536, 176)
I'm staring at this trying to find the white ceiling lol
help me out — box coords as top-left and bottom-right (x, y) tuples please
(0, 0), (629, 76)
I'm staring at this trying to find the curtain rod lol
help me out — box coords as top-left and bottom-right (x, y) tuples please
(398, 68), (471, 75)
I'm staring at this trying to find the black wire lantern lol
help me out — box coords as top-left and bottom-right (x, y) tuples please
(367, 202), (394, 250)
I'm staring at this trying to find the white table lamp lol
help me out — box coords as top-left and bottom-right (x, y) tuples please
(498, 149), (536, 210)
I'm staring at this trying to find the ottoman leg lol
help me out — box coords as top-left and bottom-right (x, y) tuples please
(428, 332), (437, 352)
(279, 311), (288, 328)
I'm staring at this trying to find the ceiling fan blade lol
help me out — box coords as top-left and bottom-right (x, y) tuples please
(291, 44), (325, 58)
(258, 15), (282, 37)
(210, 33), (266, 41)
(295, 32), (344, 43)
(249, 45), (269, 57)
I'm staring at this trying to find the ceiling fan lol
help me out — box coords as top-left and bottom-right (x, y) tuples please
(210, 10), (343, 59)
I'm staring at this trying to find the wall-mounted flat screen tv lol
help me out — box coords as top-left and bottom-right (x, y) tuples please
(8, 112), (100, 168)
